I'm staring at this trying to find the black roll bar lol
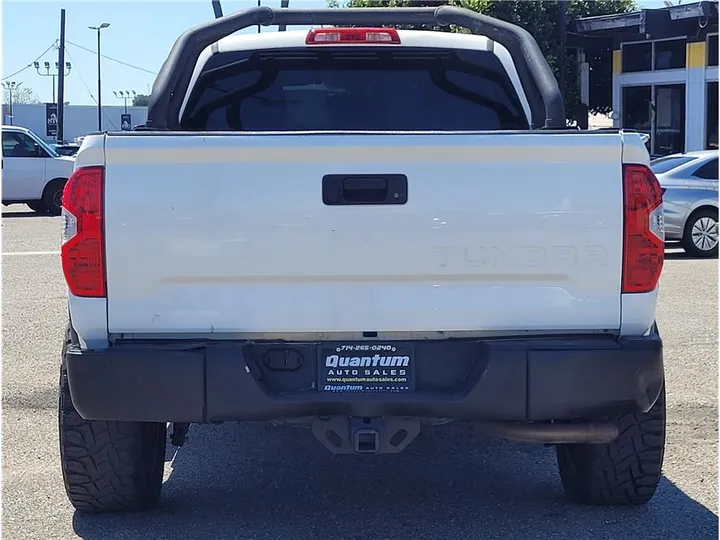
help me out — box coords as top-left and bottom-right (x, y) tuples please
(146, 6), (565, 130)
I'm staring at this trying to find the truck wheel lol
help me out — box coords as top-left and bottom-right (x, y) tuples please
(59, 330), (166, 512)
(42, 178), (67, 216)
(555, 384), (665, 506)
(682, 208), (718, 258)
(27, 201), (47, 213)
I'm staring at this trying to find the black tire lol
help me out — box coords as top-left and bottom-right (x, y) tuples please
(682, 207), (718, 258)
(42, 178), (67, 216)
(59, 328), (167, 513)
(26, 201), (47, 213)
(555, 384), (665, 506)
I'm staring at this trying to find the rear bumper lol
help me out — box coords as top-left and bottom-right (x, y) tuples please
(65, 333), (663, 424)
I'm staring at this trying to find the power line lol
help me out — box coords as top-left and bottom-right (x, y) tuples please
(3, 41), (59, 79)
(64, 48), (97, 105)
(64, 47), (118, 130)
(66, 41), (157, 75)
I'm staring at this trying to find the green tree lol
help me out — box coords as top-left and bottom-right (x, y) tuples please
(2, 86), (40, 105)
(132, 94), (150, 107)
(329, 0), (636, 123)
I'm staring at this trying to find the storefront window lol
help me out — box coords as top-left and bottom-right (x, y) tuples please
(708, 35), (718, 67)
(622, 86), (652, 150)
(654, 39), (686, 70)
(623, 42), (652, 72)
(707, 82), (718, 150)
(654, 84), (686, 156)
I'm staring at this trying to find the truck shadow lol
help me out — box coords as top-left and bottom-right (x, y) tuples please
(664, 250), (717, 261)
(1, 211), (43, 219)
(72, 421), (718, 540)
(664, 244), (718, 261)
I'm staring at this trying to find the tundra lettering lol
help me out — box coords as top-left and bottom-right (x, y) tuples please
(431, 245), (609, 269)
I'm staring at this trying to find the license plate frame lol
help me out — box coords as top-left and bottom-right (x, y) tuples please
(318, 343), (415, 394)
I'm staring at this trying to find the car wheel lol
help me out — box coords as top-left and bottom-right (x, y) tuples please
(42, 179), (67, 216)
(682, 208), (718, 258)
(59, 325), (167, 512)
(556, 383), (666, 506)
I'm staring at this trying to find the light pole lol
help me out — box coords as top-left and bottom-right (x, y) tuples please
(2, 81), (22, 125)
(34, 61), (71, 104)
(113, 90), (136, 114)
(89, 22), (110, 131)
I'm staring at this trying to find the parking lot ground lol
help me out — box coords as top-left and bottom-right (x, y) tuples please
(2, 205), (718, 540)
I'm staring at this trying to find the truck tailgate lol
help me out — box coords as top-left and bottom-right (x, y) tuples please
(103, 132), (623, 334)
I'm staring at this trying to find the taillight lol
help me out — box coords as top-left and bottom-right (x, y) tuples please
(305, 28), (401, 45)
(622, 164), (664, 294)
(61, 166), (106, 297)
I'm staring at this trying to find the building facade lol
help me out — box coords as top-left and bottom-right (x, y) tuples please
(572, 1), (718, 156)
(1, 104), (148, 143)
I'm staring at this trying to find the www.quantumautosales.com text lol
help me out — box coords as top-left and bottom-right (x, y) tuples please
(326, 377), (408, 383)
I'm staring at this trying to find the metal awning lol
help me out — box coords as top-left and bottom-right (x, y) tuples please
(570, 1), (718, 38)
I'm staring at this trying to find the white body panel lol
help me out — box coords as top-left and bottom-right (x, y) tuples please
(1, 126), (75, 201)
(100, 132), (631, 336)
(2, 155), (46, 200)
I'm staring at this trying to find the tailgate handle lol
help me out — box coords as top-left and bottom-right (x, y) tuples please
(323, 174), (408, 206)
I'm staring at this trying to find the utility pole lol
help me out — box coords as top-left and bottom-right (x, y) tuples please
(2, 81), (22, 125)
(34, 61), (71, 104)
(57, 8), (66, 143)
(89, 22), (110, 131)
(258, 1), (261, 34)
(113, 90), (136, 114)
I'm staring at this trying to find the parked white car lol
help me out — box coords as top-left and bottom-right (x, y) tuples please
(1, 125), (75, 215)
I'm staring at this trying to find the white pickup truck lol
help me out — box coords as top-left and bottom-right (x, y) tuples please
(58, 6), (666, 513)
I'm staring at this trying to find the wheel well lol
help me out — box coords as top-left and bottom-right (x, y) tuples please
(687, 205), (718, 222)
(42, 177), (68, 198)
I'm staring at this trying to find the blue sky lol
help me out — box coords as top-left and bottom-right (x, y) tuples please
(2, 0), (668, 106)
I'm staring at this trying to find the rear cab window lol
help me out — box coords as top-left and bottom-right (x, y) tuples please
(181, 47), (529, 132)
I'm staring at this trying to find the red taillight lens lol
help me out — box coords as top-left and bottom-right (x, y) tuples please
(622, 164), (664, 294)
(61, 166), (106, 297)
(305, 28), (401, 45)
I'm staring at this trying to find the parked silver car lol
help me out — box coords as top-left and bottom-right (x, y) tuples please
(651, 150), (718, 257)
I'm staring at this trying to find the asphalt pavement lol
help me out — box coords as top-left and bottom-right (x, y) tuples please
(2, 204), (718, 540)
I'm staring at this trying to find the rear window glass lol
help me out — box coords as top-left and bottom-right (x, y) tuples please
(181, 47), (529, 131)
(650, 155), (697, 174)
(693, 158), (718, 180)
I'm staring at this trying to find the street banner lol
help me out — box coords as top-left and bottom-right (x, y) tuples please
(46, 103), (58, 137)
